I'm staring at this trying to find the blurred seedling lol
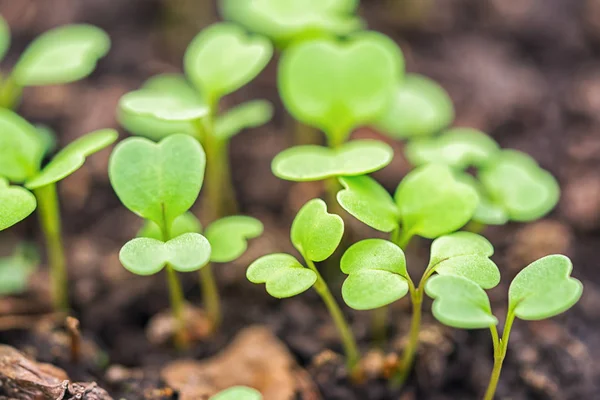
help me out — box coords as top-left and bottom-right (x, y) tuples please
(0, 108), (117, 310)
(0, 243), (39, 296)
(109, 134), (211, 348)
(210, 386), (262, 400)
(247, 199), (360, 372)
(341, 232), (498, 384)
(118, 22), (274, 219)
(425, 255), (582, 399)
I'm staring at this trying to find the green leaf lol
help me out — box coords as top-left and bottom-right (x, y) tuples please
(0, 243), (39, 296)
(428, 232), (499, 289)
(34, 124), (58, 156)
(425, 274), (498, 329)
(119, 233), (211, 275)
(278, 31), (403, 142)
(272, 140), (393, 181)
(340, 239), (408, 310)
(25, 129), (118, 189)
(184, 23), (273, 103)
(205, 216), (263, 263)
(0, 109), (44, 182)
(247, 253), (317, 298)
(337, 175), (399, 232)
(456, 173), (509, 225)
(0, 15), (10, 62)
(508, 255), (583, 320)
(479, 150), (559, 222)
(405, 128), (500, 170)
(138, 212), (203, 240)
(374, 74), (454, 139)
(394, 164), (478, 238)
(291, 198), (344, 262)
(13, 24), (110, 86)
(210, 386), (262, 400)
(215, 100), (274, 140)
(109, 134), (205, 227)
(0, 178), (36, 231)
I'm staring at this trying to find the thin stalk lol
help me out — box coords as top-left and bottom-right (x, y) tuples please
(394, 278), (421, 385)
(305, 258), (360, 372)
(199, 263), (221, 330)
(483, 313), (516, 400)
(33, 184), (68, 311)
(0, 73), (22, 109)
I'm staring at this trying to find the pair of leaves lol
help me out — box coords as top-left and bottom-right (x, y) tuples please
(247, 199), (343, 298)
(337, 164), (478, 238)
(210, 386), (261, 400)
(279, 31), (403, 143)
(271, 140), (393, 181)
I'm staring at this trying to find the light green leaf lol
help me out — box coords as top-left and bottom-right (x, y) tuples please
(205, 216), (264, 263)
(508, 255), (583, 320)
(456, 173), (509, 225)
(394, 164), (478, 238)
(119, 233), (211, 275)
(337, 175), (399, 232)
(340, 239), (408, 310)
(406, 128), (500, 169)
(210, 386), (262, 400)
(0, 109), (44, 182)
(291, 198), (344, 262)
(138, 212), (203, 240)
(34, 124), (58, 156)
(425, 274), (498, 329)
(25, 129), (118, 189)
(247, 253), (317, 298)
(272, 140), (393, 181)
(374, 74), (454, 139)
(479, 150), (559, 222)
(184, 23), (273, 102)
(0, 178), (36, 231)
(109, 134), (205, 227)
(215, 100), (274, 140)
(0, 243), (39, 295)
(278, 31), (403, 142)
(13, 24), (110, 86)
(0, 15), (10, 62)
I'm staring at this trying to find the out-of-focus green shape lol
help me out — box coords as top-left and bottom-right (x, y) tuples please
(138, 212), (203, 241)
(406, 128), (500, 169)
(374, 74), (454, 139)
(278, 32), (403, 144)
(215, 100), (274, 139)
(456, 173), (509, 226)
(247, 253), (317, 298)
(0, 15), (10, 62)
(219, 0), (362, 48)
(210, 386), (262, 400)
(34, 125), (58, 157)
(0, 178), (36, 231)
(0, 109), (44, 182)
(205, 216), (264, 263)
(12, 24), (110, 86)
(0, 243), (39, 295)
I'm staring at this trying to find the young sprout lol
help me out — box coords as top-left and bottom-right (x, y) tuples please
(0, 16), (109, 109)
(247, 199), (360, 371)
(374, 74), (455, 140)
(341, 232), (498, 383)
(118, 23), (273, 219)
(425, 255), (582, 400)
(210, 386), (262, 400)
(0, 243), (39, 296)
(109, 134), (211, 347)
(0, 108), (117, 310)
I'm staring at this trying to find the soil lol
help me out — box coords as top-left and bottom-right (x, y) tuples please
(1, 0), (599, 399)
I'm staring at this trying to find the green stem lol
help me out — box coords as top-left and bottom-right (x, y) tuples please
(33, 184), (68, 311)
(394, 278), (422, 385)
(199, 263), (221, 330)
(306, 258), (360, 372)
(0, 73), (22, 109)
(483, 313), (516, 400)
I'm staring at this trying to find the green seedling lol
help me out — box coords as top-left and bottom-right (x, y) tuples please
(109, 134), (211, 347)
(247, 199), (360, 371)
(425, 255), (582, 400)
(374, 74), (455, 140)
(118, 22), (273, 219)
(0, 17), (109, 109)
(0, 108), (117, 310)
(210, 386), (262, 400)
(341, 231), (498, 383)
(0, 243), (39, 296)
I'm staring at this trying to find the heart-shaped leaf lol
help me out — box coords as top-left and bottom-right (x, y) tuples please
(479, 150), (559, 222)
(425, 274), (498, 329)
(406, 128), (500, 170)
(337, 175), (400, 232)
(247, 253), (317, 298)
(509, 255), (583, 320)
(456, 173), (509, 225)
(272, 140), (393, 181)
(0, 109), (44, 182)
(394, 164), (478, 239)
(291, 198), (344, 262)
(427, 232), (499, 289)
(184, 23), (273, 103)
(25, 129), (118, 189)
(210, 386), (262, 400)
(138, 212), (203, 241)
(0, 15), (10, 62)
(0, 178), (36, 231)
(13, 24), (110, 86)
(119, 233), (211, 275)
(0, 243), (39, 295)
(215, 100), (274, 140)
(374, 74), (454, 139)
(109, 134), (205, 227)
(340, 239), (408, 310)
(278, 31), (403, 142)
(205, 216), (264, 263)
